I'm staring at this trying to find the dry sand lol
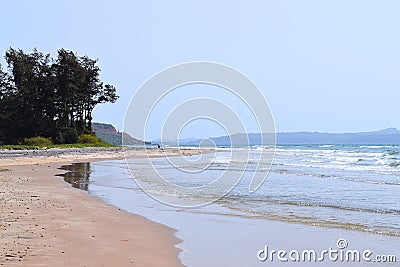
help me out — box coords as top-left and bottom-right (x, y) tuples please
(0, 147), (209, 266)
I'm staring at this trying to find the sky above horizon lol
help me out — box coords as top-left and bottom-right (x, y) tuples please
(1, 1), (399, 139)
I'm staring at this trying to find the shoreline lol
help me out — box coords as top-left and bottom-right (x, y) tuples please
(0, 147), (210, 266)
(76, 158), (400, 267)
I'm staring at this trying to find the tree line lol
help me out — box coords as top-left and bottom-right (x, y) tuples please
(0, 48), (118, 144)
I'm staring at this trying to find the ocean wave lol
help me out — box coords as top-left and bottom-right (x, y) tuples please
(209, 200), (400, 237)
(219, 196), (400, 215)
(389, 161), (400, 167)
(319, 144), (335, 148)
(359, 145), (395, 149)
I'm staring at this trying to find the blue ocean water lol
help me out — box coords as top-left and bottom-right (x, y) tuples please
(63, 144), (400, 236)
(226, 144), (400, 236)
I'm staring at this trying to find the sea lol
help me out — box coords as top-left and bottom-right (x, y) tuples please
(61, 144), (400, 266)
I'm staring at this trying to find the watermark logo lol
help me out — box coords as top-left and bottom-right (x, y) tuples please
(123, 62), (275, 207)
(257, 238), (397, 263)
(336, 238), (348, 249)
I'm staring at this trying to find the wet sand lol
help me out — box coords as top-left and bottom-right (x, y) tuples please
(0, 147), (209, 266)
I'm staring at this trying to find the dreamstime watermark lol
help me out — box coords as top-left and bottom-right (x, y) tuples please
(123, 62), (275, 207)
(257, 238), (397, 263)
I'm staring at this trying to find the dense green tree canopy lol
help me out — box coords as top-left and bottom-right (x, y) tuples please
(0, 48), (118, 144)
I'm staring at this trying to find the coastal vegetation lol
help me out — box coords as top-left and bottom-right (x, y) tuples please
(0, 134), (111, 150)
(0, 47), (118, 146)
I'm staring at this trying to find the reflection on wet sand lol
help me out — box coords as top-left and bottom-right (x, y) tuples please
(57, 162), (91, 191)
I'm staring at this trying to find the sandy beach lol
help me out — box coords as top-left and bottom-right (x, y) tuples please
(0, 147), (207, 266)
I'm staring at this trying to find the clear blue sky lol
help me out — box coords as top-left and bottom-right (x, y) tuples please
(1, 0), (399, 139)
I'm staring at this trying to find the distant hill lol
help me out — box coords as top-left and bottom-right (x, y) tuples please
(275, 128), (400, 145)
(92, 123), (149, 146)
(156, 128), (400, 146)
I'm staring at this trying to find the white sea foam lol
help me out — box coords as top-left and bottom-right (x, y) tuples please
(212, 156), (231, 164)
(359, 145), (394, 149)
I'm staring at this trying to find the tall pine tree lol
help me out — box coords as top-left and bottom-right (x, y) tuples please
(0, 48), (119, 144)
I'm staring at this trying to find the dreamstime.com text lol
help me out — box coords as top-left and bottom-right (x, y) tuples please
(257, 238), (396, 263)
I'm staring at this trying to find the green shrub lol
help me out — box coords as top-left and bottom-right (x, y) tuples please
(78, 134), (105, 144)
(23, 137), (53, 147)
(63, 128), (78, 144)
(54, 130), (65, 144)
